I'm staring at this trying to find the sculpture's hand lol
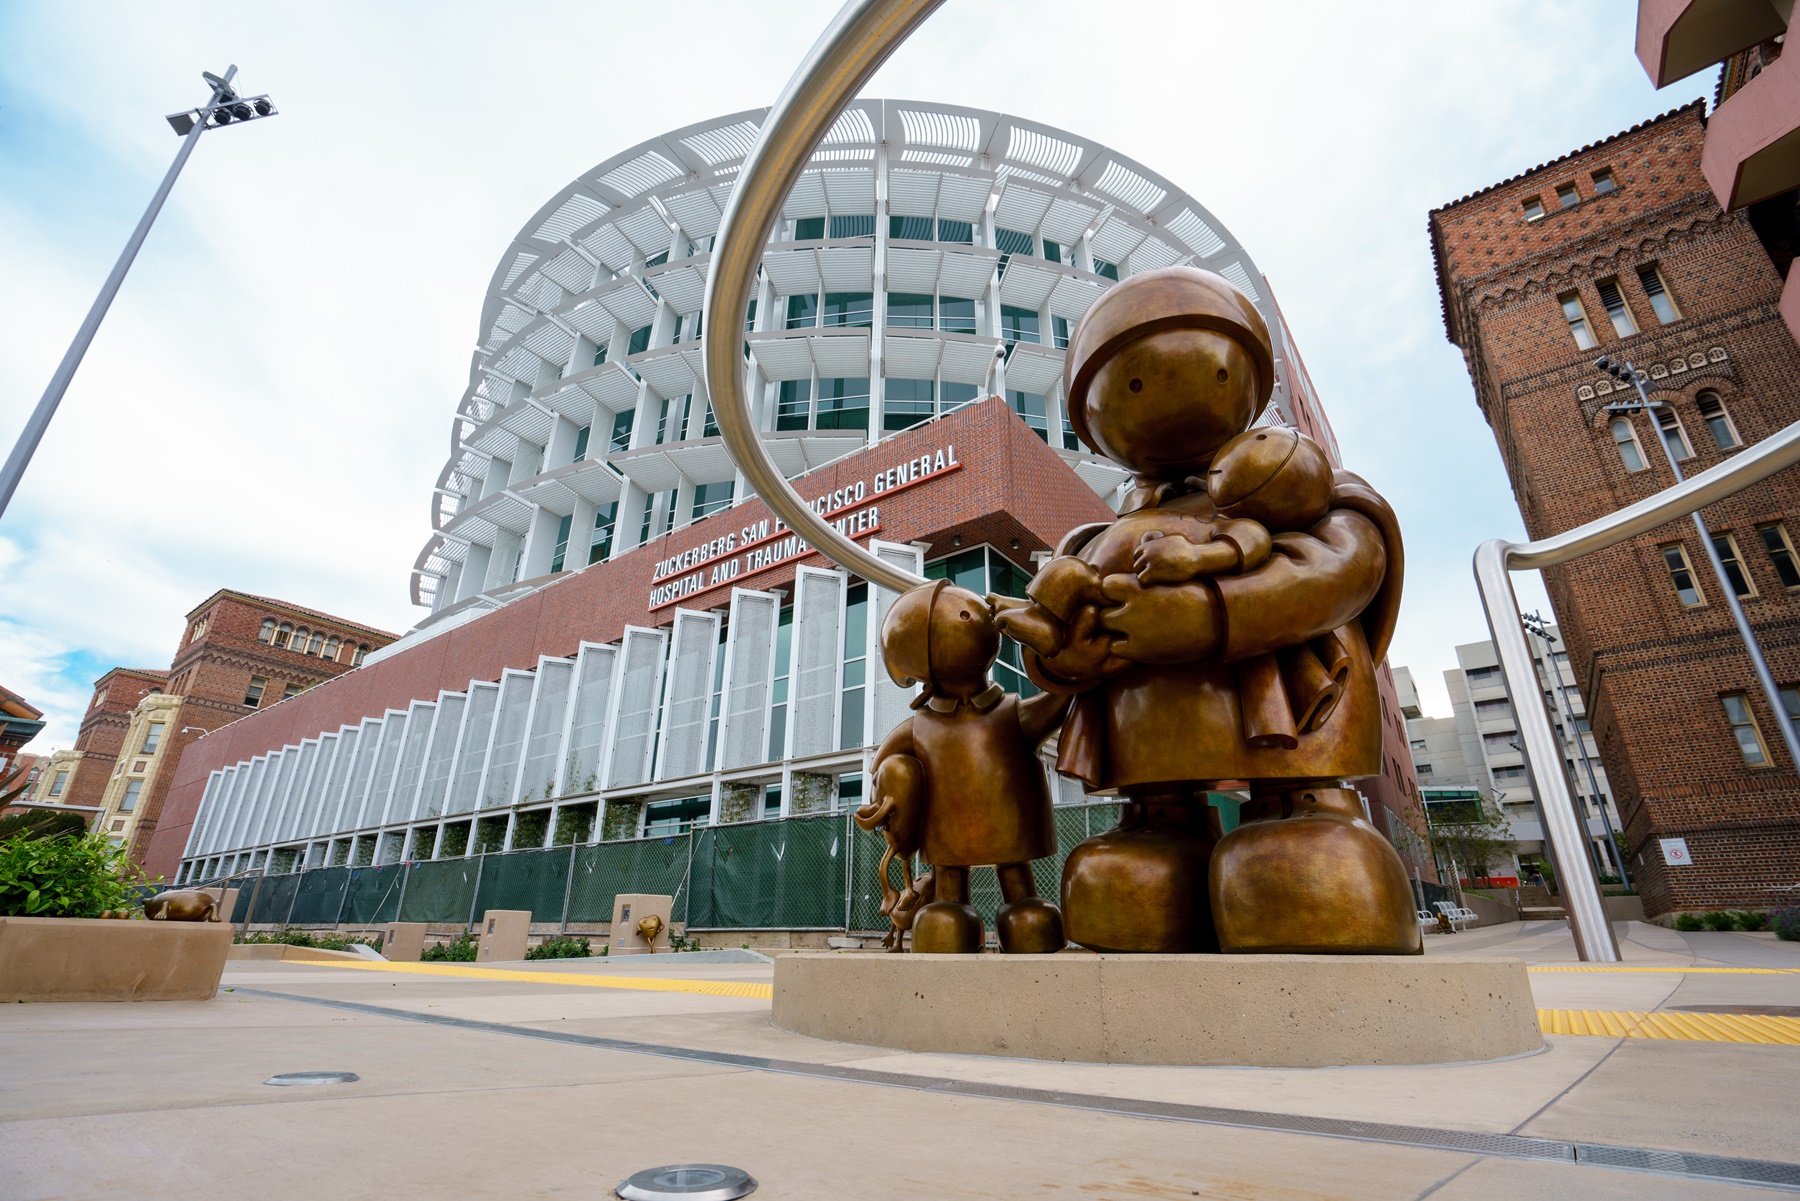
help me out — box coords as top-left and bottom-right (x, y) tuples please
(1028, 604), (1129, 686)
(1099, 573), (1221, 664)
(1132, 532), (1240, 584)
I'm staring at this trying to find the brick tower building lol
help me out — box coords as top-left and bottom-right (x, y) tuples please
(1429, 101), (1800, 917)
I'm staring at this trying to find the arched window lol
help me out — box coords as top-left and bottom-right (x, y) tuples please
(258, 619), (277, 643)
(273, 623), (293, 648)
(1611, 418), (1646, 472)
(305, 631), (324, 656)
(291, 627), (310, 653)
(1696, 391), (1740, 450)
(322, 636), (341, 661)
(353, 644), (369, 667)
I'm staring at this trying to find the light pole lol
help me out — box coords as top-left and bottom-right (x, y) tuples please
(1520, 610), (1630, 889)
(0, 66), (278, 520)
(1595, 355), (1800, 772)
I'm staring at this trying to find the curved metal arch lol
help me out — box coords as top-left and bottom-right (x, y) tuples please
(703, 0), (943, 595)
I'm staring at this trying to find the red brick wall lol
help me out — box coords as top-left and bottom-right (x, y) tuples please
(144, 401), (1114, 877)
(1431, 105), (1800, 915)
(63, 668), (166, 811)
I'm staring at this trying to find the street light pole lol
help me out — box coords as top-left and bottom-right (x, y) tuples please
(0, 65), (276, 521)
(1521, 611), (1630, 890)
(1596, 356), (1800, 773)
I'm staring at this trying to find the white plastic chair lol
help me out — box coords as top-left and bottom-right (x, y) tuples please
(1434, 901), (1478, 932)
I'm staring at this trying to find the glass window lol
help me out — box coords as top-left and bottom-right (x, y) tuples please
(141, 723), (164, 755)
(822, 291), (873, 328)
(1556, 183), (1579, 209)
(1696, 392), (1738, 449)
(283, 683), (303, 700)
(642, 796), (710, 836)
(1007, 390), (1049, 441)
(884, 378), (935, 431)
(829, 214), (874, 239)
(1041, 238), (1064, 265)
(306, 632), (324, 656)
(244, 677), (267, 708)
(1000, 305), (1040, 344)
(936, 219), (973, 244)
(1657, 408), (1693, 461)
(1712, 532), (1756, 598)
(353, 645), (368, 667)
(743, 299), (756, 331)
(1612, 418), (1646, 472)
(609, 409), (634, 454)
(1092, 258), (1119, 281)
(627, 325), (652, 355)
(939, 382), (979, 414)
(120, 779), (143, 812)
(1722, 693), (1769, 765)
(1759, 524), (1800, 588)
(1591, 169), (1617, 194)
(643, 250), (668, 269)
(1522, 196), (1546, 221)
(592, 342), (608, 367)
(1782, 686), (1800, 726)
(550, 513), (573, 574)
(841, 582), (868, 750)
(1560, 292), (1596, 350)
(1637, 264), (1679, 324)
(323, 636), (341, 662)
(793, 216), (825, 240)
(702, 402), (718, 438)
(785, 293), (818, 329)
(657, 395), (691, 445)
(1661, 543), (1705, 607)
(889, 215), (932, 240)
(49, 771), (67, 797)
(258, 618), (276, 643)
(589, 501), (618, 565)
(816, 377), (870, 430)
(691, 481), (734, 521)
(572, 425), (591, 463)
(776, 379), (812, 431)
(1052, 315), (1070, 350)
(1410, 739), (1428, 751)
(273, 623), (292, 649)
(768, 604), (794, 760)
(1595, 277), (1637, 337)
(938, 296), (976, 334)
(886, 292), (934, 329)
(995, 227), (1034, 266)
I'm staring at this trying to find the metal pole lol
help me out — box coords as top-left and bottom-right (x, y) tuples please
(0, 67), (236, 519)
(559, 840), (577, 934)
(394, 860), (412, 924)
(1525, 616), (1630, 889)
(1625, 370), (1800, 771)
(466, 853), (485, 931)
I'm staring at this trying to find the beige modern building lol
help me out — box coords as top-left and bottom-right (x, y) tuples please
(87, 692), (184, 847)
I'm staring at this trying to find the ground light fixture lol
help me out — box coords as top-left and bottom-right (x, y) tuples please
(0, 64), (277, 521)
(616, 1164), (757, 1200)
(1593, 355), (1800, 770)
(263, 1071), (359, 1086)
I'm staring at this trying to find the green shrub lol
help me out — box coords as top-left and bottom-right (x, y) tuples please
(234, 927), (376, 950)
(1772, 907), (1800, 942)
(0, 831), (149, 917)
(1733, 910), (1768, 932)
(0, 809), (89, 842)
(1701, 911), (1737, 932)
(525, 935), (591, 960)
(422, 932), (477, 961)
(1673, 913), (1704, 931)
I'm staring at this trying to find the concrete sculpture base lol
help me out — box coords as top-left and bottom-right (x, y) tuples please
(773, 953), (1542, 1067)
(0, 916), (233, 1002)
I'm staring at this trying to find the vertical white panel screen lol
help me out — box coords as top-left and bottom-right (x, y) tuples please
(276, 741), (319, 843)
(360, 714), (409, 828)
(301, 733), (340, 839)
(608, 626), (668, 789)
(251, 750), (296, 847)
(416, 695), (465, 820)
(341, 720), (385, 830)
(718, 590), (779, 770)
(517, 659), (575, 804)
(656, 609), (720, 780)
(185, 770), (225, 861)
(789, 567), (847, 758)
(560, 644), (617, 796)
(218, 761), (259, 853)
(387, 701), (437, 825)
(868, 540), (925, 746)
(448, 683), (499, 814)
(321, 725), (365, 836)
(481, 672), (536, 809)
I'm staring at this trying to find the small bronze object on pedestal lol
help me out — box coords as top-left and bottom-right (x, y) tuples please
(987, 265), (1419, 956)
(857, 580), (1070, 953)
(142, 889), (220, 923)
(636, 913), (665, 950)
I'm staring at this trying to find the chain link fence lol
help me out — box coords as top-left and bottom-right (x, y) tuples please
(227, 802), (1127, 933)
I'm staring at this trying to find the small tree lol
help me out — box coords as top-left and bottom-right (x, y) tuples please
(1425, 796), (1515, 886)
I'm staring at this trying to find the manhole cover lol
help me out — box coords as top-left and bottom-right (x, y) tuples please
(263, 1071), (361, 1087)
(616, 1164), (757, 1200)
(1669, 1004), (1800, 1018)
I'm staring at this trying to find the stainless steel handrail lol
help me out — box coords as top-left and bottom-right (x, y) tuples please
(1475, 417), (1800, 962)
(701, 0), (941, 595)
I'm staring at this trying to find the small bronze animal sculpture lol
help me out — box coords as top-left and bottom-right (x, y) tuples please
(142, 889), (220, 922)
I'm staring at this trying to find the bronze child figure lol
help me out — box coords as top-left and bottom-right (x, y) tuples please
(856, 579), (1069, 954)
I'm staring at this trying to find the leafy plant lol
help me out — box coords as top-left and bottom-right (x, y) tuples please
(234, 927), (377, 951)
(1733, 910), (1768, 932)
(0, 831), (151, 918)
(1673, 913), (1704, 931)
(1425, 797), (1516, 885)
(422, 932), (478, 961)
(1701, 910), (1737, 932)
(668, 932), (701, 952)
(525, 935), (591, 960)
(1772, 906), (1800, 942)
(0, 809), (88, 842)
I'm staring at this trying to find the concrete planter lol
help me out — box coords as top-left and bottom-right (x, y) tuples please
(0, 916), (233, 1002)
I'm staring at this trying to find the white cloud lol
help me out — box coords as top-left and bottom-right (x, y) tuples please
(0, 0), (1692, 740)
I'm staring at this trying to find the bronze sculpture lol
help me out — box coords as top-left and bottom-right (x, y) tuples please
(142, 889), (220, 922)
(856, 580), (1070, 953)
(636, 913), (666, 949)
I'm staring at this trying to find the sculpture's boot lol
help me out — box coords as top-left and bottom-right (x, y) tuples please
(910, 866), (983, 954)
(995, 862), (1065, 953)
(1211, 784), (1422, 954)
(1062, 797), (1220, 952)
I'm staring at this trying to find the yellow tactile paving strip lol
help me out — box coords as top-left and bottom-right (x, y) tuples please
(1529, 965), (1800, 975)
(290, 957), (775, 999)
(1538, 1008), (1800, 1044)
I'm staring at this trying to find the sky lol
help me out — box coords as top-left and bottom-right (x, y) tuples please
(0, 1), (1711, 751)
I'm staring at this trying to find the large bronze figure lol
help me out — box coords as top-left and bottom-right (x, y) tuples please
(985, 266), (1419, 956)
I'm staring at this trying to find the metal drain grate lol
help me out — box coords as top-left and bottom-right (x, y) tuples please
(233, 988), (1800, 1193)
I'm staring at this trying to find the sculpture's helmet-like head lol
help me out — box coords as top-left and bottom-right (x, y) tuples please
(880, 580), (999, 700)
(1064, 266), (1274, 481)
